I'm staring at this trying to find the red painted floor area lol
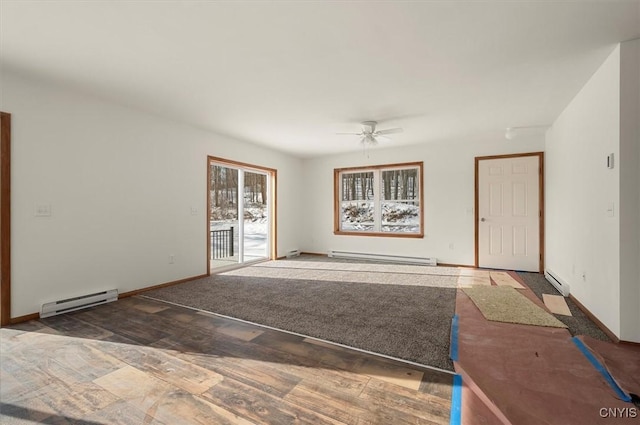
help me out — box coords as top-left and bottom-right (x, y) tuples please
(578, 335), (640, 400)
(454, 275), (639, 425)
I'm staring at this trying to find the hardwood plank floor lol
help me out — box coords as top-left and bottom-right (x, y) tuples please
(1, 296), (453, 424)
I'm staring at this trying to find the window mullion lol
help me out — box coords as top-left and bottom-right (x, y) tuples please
(373, 170), (381, 232)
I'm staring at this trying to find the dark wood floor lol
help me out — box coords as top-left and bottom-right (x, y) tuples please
(1, 296), (453, 424)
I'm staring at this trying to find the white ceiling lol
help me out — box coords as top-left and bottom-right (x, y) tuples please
(1, 1), (639, 158)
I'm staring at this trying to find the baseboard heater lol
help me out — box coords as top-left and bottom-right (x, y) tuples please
(544, 270), (570, 297)
(41, 289), (118, 318)
(286, 249), (301, 258)
(328, 250), (437, 266)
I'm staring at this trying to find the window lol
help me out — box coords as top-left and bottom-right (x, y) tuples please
(334, 162), (423, 237)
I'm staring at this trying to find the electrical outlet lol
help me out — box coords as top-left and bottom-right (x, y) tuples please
(169, 254), (175, 264)
(35, 204), (52, 217)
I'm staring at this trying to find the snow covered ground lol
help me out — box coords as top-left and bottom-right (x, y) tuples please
(341, 201), (420, 232)
(210, 204), (268, 260)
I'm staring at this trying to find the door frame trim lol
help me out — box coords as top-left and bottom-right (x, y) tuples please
(474, 151), (544, 272)
(1, 112), (11, 326)
(207, 156), (277, 274)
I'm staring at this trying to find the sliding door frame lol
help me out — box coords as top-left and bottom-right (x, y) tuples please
(1, 112), (11, 326)
(206, 156), (277, 274)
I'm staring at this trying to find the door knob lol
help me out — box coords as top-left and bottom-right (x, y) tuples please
(480, 217), (486, 222)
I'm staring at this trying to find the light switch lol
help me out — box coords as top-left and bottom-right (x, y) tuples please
(606, 202), (615, 217)
(607, 153), (614, 169)
(190, 207), (198, 215)
(35, 204), (52, 217)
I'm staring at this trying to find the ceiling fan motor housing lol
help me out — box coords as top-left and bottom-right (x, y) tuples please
(361, 121), (377, 134)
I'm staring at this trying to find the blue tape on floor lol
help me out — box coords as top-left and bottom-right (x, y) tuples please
(572, 336), (632, 402)
(450, 374), (462, 425)
(450, 314), (459, 361)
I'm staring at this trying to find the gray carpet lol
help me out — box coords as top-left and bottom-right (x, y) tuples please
(144, 271), (457, 371)
(517, 272), (611, 342)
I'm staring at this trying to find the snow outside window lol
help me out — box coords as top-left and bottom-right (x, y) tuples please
(334, 162), (423, 237)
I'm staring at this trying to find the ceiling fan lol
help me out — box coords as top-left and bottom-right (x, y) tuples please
(337, 121), (403, 146)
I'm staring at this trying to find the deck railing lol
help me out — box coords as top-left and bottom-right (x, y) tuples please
(210, 227), (234, 259)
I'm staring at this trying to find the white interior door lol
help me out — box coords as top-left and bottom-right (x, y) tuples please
(478, 155), (540, 272)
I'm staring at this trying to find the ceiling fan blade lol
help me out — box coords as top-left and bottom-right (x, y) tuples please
(336, 132), (363, 136)
(375, 128), (403, 136)
(374, 135), (390, 143)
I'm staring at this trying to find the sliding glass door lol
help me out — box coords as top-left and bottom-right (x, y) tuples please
(242, 171), (269, 262)
(209, 164), (238, 268)
(208, 157), (273, 271)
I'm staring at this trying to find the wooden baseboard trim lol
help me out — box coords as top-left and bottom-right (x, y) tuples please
(619, 340), (640, 347)
(277, 252), (325, 260)
(119, 274), (209, 299)
(569, 294), (620, 343)
(438, 262), (474, 268)
(10, 312), (40, 325)
(6, 274), (209, 325)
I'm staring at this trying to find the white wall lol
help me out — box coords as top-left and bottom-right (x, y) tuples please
(3, 71), (302, 318)
(619, 39), (640, 342)
(546, 42), (640, 343)
(300, 135), (544, 266)
(545, 46), (622, 336)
